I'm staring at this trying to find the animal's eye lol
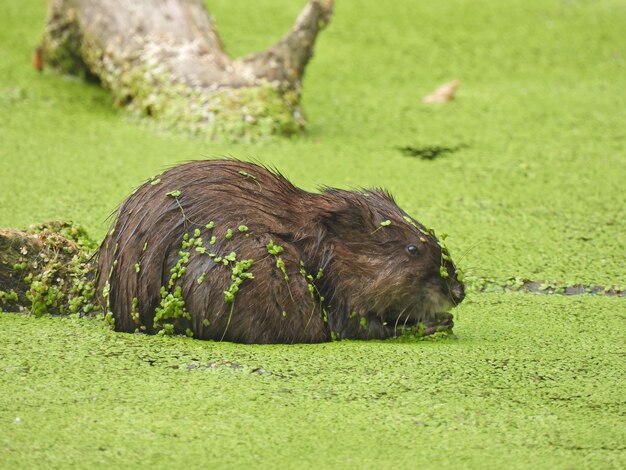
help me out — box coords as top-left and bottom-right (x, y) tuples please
(406, 244), (419, 257)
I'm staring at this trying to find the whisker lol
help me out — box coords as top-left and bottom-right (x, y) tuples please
(455, 241), (483, 264)
(402, 312), (411, 330)
(393, 305), (409, 337)
(402, 298), (421, 331)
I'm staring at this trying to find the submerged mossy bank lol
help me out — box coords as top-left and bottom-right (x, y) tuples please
(1, 293), (624, 468)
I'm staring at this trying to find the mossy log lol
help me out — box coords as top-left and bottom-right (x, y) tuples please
(0, 222), (98, 316)
(41, 0), (333, 140)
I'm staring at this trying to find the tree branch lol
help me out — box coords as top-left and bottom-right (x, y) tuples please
(241, 0), (334, 85)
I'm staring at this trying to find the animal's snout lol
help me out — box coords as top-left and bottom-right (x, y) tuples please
(450, 280), (465, 304)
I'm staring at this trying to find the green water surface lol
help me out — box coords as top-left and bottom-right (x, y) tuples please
(1, 0), (624, 468)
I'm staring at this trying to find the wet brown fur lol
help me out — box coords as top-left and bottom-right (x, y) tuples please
(96, 160), (464, 343)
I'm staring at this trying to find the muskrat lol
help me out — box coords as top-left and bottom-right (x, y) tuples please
(96, 160), (464, 343)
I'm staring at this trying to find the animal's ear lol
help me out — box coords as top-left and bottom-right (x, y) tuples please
(318, 191), (377, 239)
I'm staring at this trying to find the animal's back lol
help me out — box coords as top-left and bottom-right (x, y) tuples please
(96, 160), (329, 343)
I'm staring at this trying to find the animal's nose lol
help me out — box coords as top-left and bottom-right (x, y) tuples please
(451, 281), (465, 304)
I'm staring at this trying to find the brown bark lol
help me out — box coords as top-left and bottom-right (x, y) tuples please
(41, 0), (333, 140)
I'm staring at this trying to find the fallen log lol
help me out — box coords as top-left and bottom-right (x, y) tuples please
(41, 0), (333, 140)
(0, 222), (98, 316)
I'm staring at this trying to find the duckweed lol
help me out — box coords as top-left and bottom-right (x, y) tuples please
(1, 0), (625, 467)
